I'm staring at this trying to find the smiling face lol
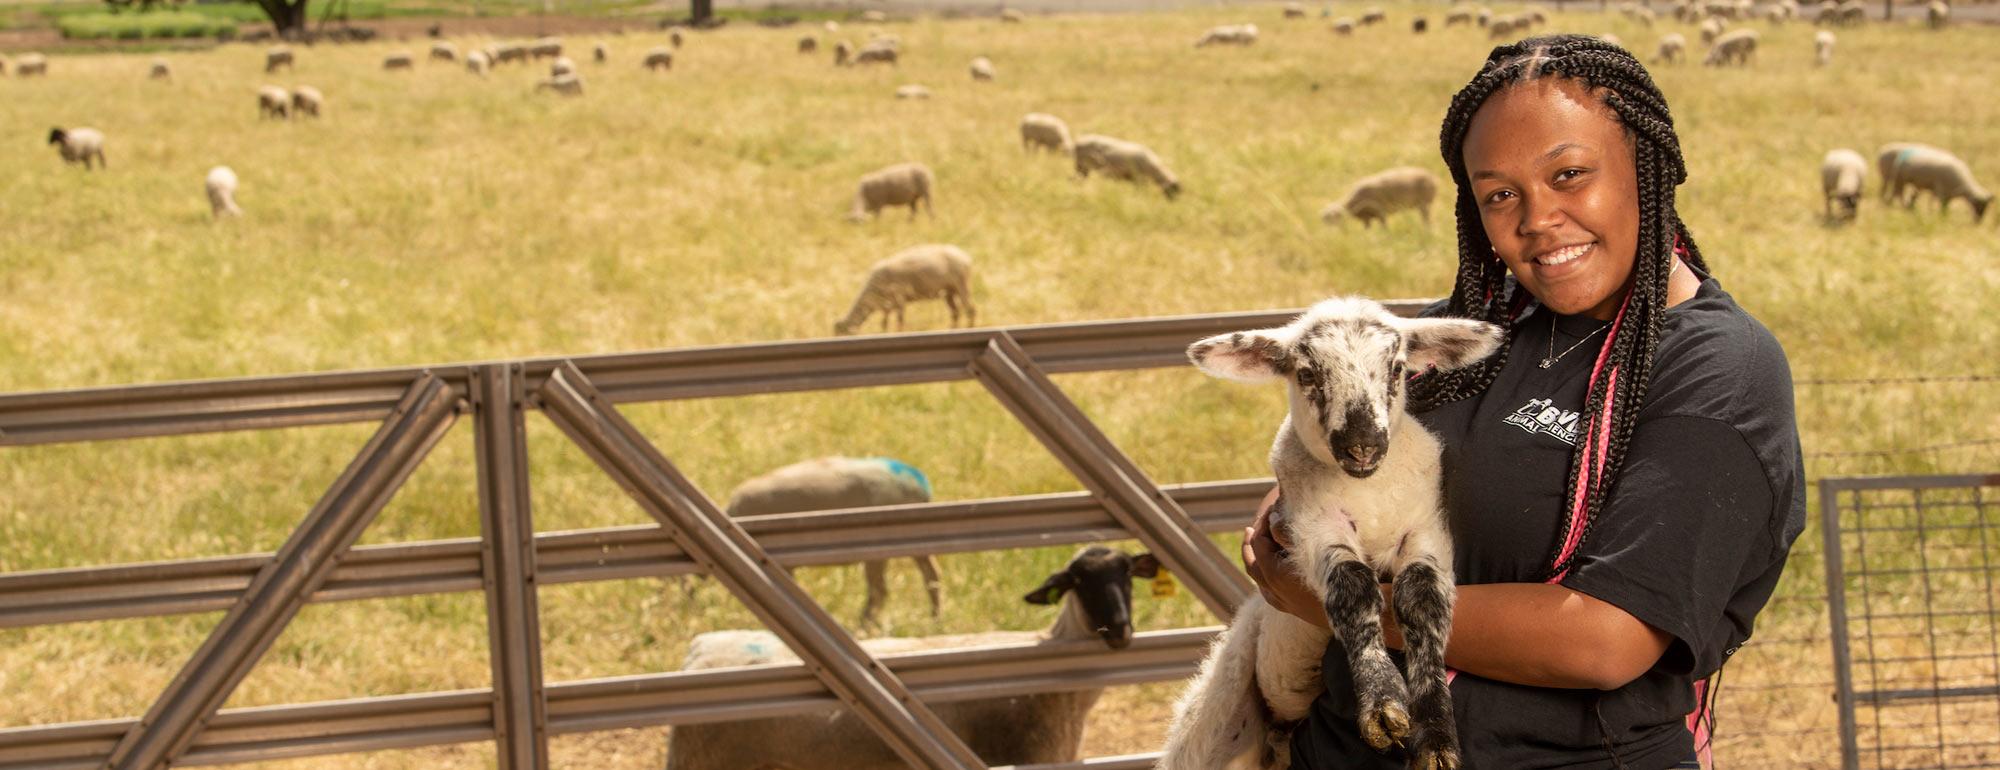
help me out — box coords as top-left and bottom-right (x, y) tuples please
(1462, 78), (1642, 320)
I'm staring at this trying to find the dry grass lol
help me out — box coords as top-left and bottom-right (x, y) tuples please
(2, 2), (1998, 768)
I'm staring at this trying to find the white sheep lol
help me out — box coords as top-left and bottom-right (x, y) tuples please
(797, 36), (818, 53)
(1360, 7), (1387, 25)
(1284, 2), (1308, 18)
(1445, 8), (1474, 25)
(1073, 134), (1182, 200)
(1000, 8), (1025, 22)
(429, 41), (458, 62)
(291, 85), (323, 118)
(968, 56), (995, 81)
(853, 43), (898, 66)
(848, 162), (935, 221)
(894, 83), (931, 100)
(860, 9), (887, 23)
(535, 73), (584, 96)
(529, 36), (563, 59)
(205, 165), (242, 219)
(549, 55), (577, 78)
(832, 244), (975, 334)
(1332, 17), (1356, 34)
(1835, 0), (1864, 24)
(1926, 0), (1948, 28)
(1020, 112), (1073, 155)
(149, 58), (171, 81)
(1821, 148), (1866, 221)
(1195, 23), (1259, 47)
(264, 46), (292, 74)
(1699, 16), (1728, 43)
(1876, 142), (1930, 203)
(1703, 28), (1758, 66)
(1321, 167), (1439, 228)
(824, 19), (840, 32)
(466, 50), (491, 76)
(1885, 145), (1992, 222)
(1163, 298), (1503, 770)
(256, 85), (291, 120)
(1656, 32), (1688, 63)
(1814, 0), (1839, 23)
(12, 52), (48, 77)
(383, 52), (415, 71)
(833, 40), (854, 66)
(47, 127), (106, 170)
(1599, 32), (1623, 48)
(664, 545), (1158, 770)
(592, 42), (608, 63)
(643, 46), (674, 71)
(1814, 29), (1835, 66)
(493, 43), (529, 65)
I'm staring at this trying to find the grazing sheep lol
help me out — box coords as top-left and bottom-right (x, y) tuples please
(149, 58), (171, 81)
(643, 46), (674, 71)
(549, 56), (577, 78)
(529, 36), (563, 59)
(894, 84), (931, 100)
(1360, 7), (1387, 25)
(205, 166), (242, 219)
(1195, 23), (1259, 47)
(264, 46), (293, 73)
(1413, 16), (1428, 32)
(592, 42), (608, 63)
(832, 244), (975, 334)
(465, 50), (491, 76)
(1074, 134), (1182, 200)
(1321, 167), (1439, 228)
(854, 44), (898, 66)
(256, 85), (290, 120)
(291, 85), (322, 118)
(1000, 8), (1025, 22)
(1477, 6), (1493, 26)
(848, 162), (935, 221)
(669, 27), (685, 47)
(1876, 142), (1931, 203)
(1821, 148), (1866, 221)
(825, 19), (840, 32)
(1332, 17), (1356, 34)
(1656, 32), (1688, 63)
(1703, 28), (1758, 66)
(664, 545), (1156, 770)
(1599, 32), (1623, 47)
(1020, 112), (1073, 155)
(1886, 145), (1992, 222)
(1814, 0), (1839, 23)
(859, 9), (887, 23)
(1525, 5), (1549, 24)
(1926, 0), (1948, 28)
(1163, 298), (1502, 770)
(1814, 29), (1835, 66)
(383, 53), (414, 70)
(1284, 2), (1308, 18)
(46, 127), (106, 170)
(13, 52), (47, 77)
(968, 56), (995, 81)
(535, 74), (584, 96)
(493, 43), (529, 65)
(1445, 8), (1473, 25)
(1699, 16), (1728, 44)
(1489, 16), (1520, 38)
(1835, 0), (1864, 24)
(798, 35), (818, 53)
(429, 41), (457, 62)
(834, 40), (854, 66)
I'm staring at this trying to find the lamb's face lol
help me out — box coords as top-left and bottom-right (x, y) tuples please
(1023, 546), (1160, 649)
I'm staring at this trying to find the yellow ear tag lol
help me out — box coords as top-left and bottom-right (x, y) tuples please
(1151, 570), (1177, 599)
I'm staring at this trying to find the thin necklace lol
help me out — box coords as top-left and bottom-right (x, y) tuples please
(1539, 257), (1681, 369)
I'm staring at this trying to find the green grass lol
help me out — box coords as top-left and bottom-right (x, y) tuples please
(2, 5), (1998, 768)
(55, 10), (236, 38)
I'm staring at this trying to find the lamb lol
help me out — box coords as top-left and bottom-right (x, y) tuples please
(47, 127), (106, 170)
(383, 52), (415, 70)
(291, 85), (323, 118)
(1020, 112), (1073, 155)
(832, 244), (975, 335)
(149, 58), (171, 81)
(715, 456), (948, 625)
(1926, 0), (1948, 28)
(430, 41), (458, 62)
(1321, 167), (1439, 228)
(848, 162), (935, 221)
(1195, 23), (1259, 47)
(592, 42), (608, 63)
(1656, 32), (1688, 63)
(1703, 28), (1758, 66)
(264, 46), (293, 73)
(205, 165), (242, 219)
(1885, 145), (1992, 222)
(535, 74), (584, 96)
(549, 55), (577, 78)
(1284, 2), (1308, 18)
(968, 56), (995, 81)
(797, 35), (817, 53)
(529, 36), (563, 59)
(1000, 8), (1025, 22)
(664, 545), (1158, 770)
(257, 85), (291, 120)
(1073, 134), (1182, 200)
(894, 84), (931, 100)
(1821, 148), (1866, 221)
(1161, 297), (1504, 770)
(465, 50), (491, 75)
(834, 40), (854, 66)
(853, 43), (898, 66)
(643, 46), (674, 71)
(1814, 29), (1835, 66)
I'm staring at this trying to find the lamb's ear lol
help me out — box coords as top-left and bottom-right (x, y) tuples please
(1403, 318), (1505, 373)
(1023, 570), (1077, 605)
(1128, 553), (1161, 580)
(1186, 326), (1301, 383)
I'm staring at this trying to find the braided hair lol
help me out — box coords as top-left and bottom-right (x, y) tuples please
(1411, 34), (1710, 582)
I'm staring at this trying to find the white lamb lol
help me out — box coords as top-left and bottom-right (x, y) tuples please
(549, 55), (577, 78)
(1020, 112), (1073, 155)
(848, 162), (935, 221)
(832, 244), (975, 335)
(664, 545), (1158, 770)
(1885, 145), (1992, 222)
(968, 56), (995, 81)
(257, 85), (291, 120)
(1814, 29), (1835, 66)
(205, 165), (242, 219)
(894, 84), (931, 100)
(1073, 134), (1182, 200)
(1703, 28), (1758, 66)
(466, 50), (491, 75)
(14, 53), (48, 77)
(1821, 148), (1866, 221)
(1162, 297), (1504, 770)
(1656, 32), (1688, 64)
(47, 127), (106, 170)
(1195, 23), (1259, 47)
(1321, 167), (1439, 228)
(264, 46), (292, 74)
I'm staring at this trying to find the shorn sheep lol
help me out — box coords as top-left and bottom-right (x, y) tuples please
(663, 545), (1158, 770)
(1656, 32), (1688, 64)
(549, 56), (577, 78)
(1020, 112), (1073, 155)
(14, 52), (48, 77)
(149, 59), (171, 81)
(1073, 134), (1182, 200)
(797, 36), (817, 53)
(894, 84), (931, 100)
(848, 161), (935, 221)
(854, 43), (898, 66)
(264, 46), (292, 74)
(1704, 28), (1758, 66)
(1821, 148), (1866, 221)
(47, 127), (106, 170)
(1195, 23), (1259, 47)
(1321, 166), (1439, 228)
(643, 46), (673, 71)
(291, 86), (323, 118)
(383, 52), (415, 71)
(1161, 297), (1504, 770)
(832, 244), (975, 335)
(1884, 145), (1992, 222)
(256, 85), (290, 120)
(205, 166), (241, 219)
(529, 36), (563, 59)
(968, 56), (995, 81)
(466, 50), (490, 75)
(834, 40), (854, 66)
(429, 41), (457, 62)
(718, 456), (946, 625)
(1814, 29), (1835, 66)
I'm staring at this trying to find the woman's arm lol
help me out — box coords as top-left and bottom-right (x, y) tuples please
(1243, 488), (1671, 690)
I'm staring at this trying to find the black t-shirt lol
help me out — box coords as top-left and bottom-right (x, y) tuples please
(1289, 275), (1808, 770)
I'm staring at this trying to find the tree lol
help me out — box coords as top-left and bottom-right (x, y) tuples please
(691, 0), (712, 25)
(255, 0), (311, 36)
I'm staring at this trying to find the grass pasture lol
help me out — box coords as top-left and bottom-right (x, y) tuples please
(3, 4), (1999, 768)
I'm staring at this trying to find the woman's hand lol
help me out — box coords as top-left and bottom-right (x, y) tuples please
(1242, 486), (1331, 630)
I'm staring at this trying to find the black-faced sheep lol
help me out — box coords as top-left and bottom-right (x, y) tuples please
(47, 127), (106, 170)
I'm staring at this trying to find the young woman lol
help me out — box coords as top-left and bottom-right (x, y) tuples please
(1240, 35), (1807, 769)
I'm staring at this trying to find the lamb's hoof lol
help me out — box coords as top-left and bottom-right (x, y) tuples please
(1358, 701), (1411, 751)
(1410, 744), (1461, 770)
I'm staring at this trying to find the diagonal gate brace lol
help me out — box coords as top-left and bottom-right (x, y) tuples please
(971, 333), (1252, 621)
(102, 373), (461, 770)
(533, 362), (987, 770)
